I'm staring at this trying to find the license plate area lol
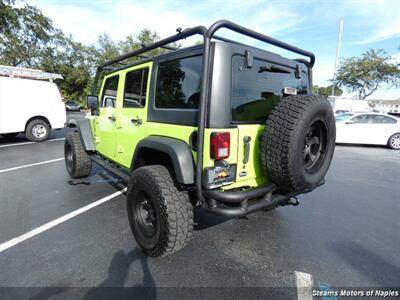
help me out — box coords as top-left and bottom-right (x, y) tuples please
(203, 162), (236, 189)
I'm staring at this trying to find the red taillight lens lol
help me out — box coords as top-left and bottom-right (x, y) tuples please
(210, 132), (230, 160)
(60, 92), (65, 102)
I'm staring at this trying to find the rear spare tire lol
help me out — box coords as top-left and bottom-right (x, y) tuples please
(261, 95), (335, 193)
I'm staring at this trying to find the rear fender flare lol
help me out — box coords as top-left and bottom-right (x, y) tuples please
(131, 136), (195, 185)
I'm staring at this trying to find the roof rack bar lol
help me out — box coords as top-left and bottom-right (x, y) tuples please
(142, 43), (178, 51)
(207, 20), (315, 67)
(161, 45), (178, 51)
(92, 25), (207, 93)
(98, 26), (207, 69)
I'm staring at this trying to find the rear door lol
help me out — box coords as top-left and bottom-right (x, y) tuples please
(95, 75), (120, 159)
(115, 62), (152, 168)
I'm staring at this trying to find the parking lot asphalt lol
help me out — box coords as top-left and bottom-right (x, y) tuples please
(0, 112), (399, 299)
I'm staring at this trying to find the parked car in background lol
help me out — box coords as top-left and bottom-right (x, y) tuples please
(336, 112), (400, 149)
(0, 66), (66, 142)
(65, 100), (81, 111)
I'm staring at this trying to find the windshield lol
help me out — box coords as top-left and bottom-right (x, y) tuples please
(335, 113), (354, 122)
(231, 55), (309, 123)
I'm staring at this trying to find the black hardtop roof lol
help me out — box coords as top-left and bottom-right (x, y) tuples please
(106, 40), (309, 76)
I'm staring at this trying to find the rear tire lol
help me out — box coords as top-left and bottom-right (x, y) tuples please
(127, 165), (193, 257)
(64, 132), (92, 178)
(388, 133), (400, 150)
(25, 119), (50, 142)
(261, 95), (336, 193)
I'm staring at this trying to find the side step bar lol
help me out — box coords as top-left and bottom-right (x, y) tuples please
(91, 155), (130, 183)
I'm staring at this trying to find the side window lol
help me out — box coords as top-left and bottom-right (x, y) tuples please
(351, 115), (369, 124)
(155, 55), (202, 109)
(369, 115), (397, 124)
(101, 76), (119, 108)
(123, 68), (149, 108)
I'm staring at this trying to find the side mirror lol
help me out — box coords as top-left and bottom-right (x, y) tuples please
(87, 95), (98, 109)
(345, 120), (354, 125)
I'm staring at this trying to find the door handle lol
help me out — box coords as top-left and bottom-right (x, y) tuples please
(243, 136), (251, 164)
(108, 115), (116, 122)
(131, 117), (142, 125)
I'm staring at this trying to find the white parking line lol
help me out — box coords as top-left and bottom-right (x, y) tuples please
(0, 137), (65, 149)
(0, 157), (64, 174)
(0, 188), (127, 253)
(295, 271), (314, 300)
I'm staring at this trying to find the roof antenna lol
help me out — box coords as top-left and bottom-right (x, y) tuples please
(176, 27), (182, 34)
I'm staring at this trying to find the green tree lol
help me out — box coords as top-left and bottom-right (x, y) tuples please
(313, 85), (343, 97)
(335, 49), (400, 99)
(0, 1), (173, 106)
(0, 2), (93, 105)
(0, 1), (65, 67)
(94, 33), (120, 65)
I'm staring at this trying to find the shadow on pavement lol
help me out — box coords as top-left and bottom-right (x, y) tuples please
(330, 241), (400, 286)
(83, 248), (156, 300)
(193, 207), (232, 231)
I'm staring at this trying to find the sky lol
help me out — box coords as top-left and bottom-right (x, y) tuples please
(27, 0), (400, 100)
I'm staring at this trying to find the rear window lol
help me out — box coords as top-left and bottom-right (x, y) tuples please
(231, 55), (309, 123)
(155, 55), (202, 109)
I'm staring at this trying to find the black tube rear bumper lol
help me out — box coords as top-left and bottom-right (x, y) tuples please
(202, 180), (324, 217)
(202, 183), (291, 217)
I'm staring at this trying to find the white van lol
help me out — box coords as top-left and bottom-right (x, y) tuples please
(0, 66), (66, 142)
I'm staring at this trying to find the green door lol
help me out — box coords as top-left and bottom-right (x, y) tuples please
(95, 74), (121, 159)
(114, 62), (152, 168)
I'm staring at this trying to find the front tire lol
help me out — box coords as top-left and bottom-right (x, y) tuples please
(64, 132), (92, 178)
(127, 165), (193, 257)
(25, 119), (50, 142)
(388, 133), (400, 150)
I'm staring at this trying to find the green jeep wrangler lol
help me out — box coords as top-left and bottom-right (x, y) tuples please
(65, 20), (335, 257)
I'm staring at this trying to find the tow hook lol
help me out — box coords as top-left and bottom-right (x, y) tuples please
(287, 196), (299, 206)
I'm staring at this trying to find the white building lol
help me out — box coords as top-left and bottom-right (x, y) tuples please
(328, 96), (371, 113)
(367, 100), (400, 113)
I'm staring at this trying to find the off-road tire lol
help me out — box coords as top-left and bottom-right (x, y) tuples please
(25, 119), (50, 142)
(388, 133), (400, 150)
(127, 165), (193, 257)
(64, 132), (92, 178)
(261, 95), (336, 193)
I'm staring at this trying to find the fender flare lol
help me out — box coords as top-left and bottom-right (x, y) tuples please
(131, 136), (195, 185)
(74, 118), (96, 152)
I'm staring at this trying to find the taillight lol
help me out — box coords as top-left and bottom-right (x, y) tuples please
(60, 92), (65, 102)
(210, 132), (230, 160)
